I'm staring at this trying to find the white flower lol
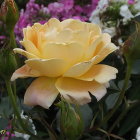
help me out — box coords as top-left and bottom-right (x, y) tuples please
(15, 132), (30, 140)
(14, 111), (37, 140)
(118, 38), (123, 46)
(120, 4), (134, 25)
(103, 27), (116, 37)
(136, 127), (140, 140)
(89, 0), (109, 24)
(134, 0), (140, 11)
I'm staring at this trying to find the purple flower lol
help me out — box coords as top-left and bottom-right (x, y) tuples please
(92, 0), (100, 9)
(128, 0), (135, 4)
(48, 2), (64, 18)
(14, 0), (49, 41)
(60, 0), (74, 11)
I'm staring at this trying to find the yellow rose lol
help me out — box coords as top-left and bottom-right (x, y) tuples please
(11, 18), (118, 108)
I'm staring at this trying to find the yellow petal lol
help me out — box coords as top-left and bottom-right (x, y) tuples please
(84, 22), (101, 35)
(84, 33), (111, 60)
(93, 33), (111, 56)
(61, 19), (84, 30)
(94, 43), (118, 64)
(63, 56), (98, 77)
(32, 23), (42, 31)
(53, 29), (73, 43)
(77, 64), (118, 83)
(24, 77), (59, 108)
(46, 18), (61, 29)
(20, 40), (41, 57)
(42, 42), (84, 65)
(25, 58), (69, 77)
(55, 77), (107, 104)
(11, 65), (40, 81)
(72, 30), (90, 48)
(23, 26), (38, 47)
(13, 48), (38, 59)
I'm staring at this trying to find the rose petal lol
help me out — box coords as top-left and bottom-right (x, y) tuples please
(84, 22), (101, 35)
(76, 64), (118, 83)
(72, 30), (90, 48)
(25, 58), (69, 77)
(84, 33), (111, 60)
(20, 40), (41, 57)
(11, 65), (40, 81)
(94, 43), (118, 64)
(23, 26), (38, 47)
(55, 77), (107, 104)
(24, 77), (59, 108)
(61, 19), (84, 30)
(42, 42), (84, 65)
(13, 48), (38, 59)
(53, 29), (73, 43)
(46, 18), (61, 30)
(63, 56), (98, 77)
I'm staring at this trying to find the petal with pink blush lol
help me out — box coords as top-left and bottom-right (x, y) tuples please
(55, 77), (107, 105)
(11, 65), (40, 81)
(24, 77), (59, 108)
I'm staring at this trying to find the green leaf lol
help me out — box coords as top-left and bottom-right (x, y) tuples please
(0, 118), (9, 130)
(105, 93), (119, 110)
(79, 104), (93, 128)
(118, 80), (132, 91)
(118, 105), (140, 136)
(109, 81), (119, 91)
(131, 59), (140, 74)
(0, 97), (13, 117)
(128, 78), (140, 100)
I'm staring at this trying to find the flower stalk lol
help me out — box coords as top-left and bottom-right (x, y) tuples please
(99, 61), (132, 127)
(5, 80), (43, 140)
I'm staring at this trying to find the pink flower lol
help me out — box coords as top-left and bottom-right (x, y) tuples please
(128, 0), (135, 4)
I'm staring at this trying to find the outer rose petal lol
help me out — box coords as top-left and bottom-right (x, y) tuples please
(76, 64), (118, 83)
(13, 48), (38, 59)
(24, 77), (59, 108)
(55, 77), (107, 105)
(45, 18), (61, 30)
(63, 56), (98, 77)
(25, 58), (69, 77)
(61, 19), (85, 30)
(94, 43), (118, 64)
(23, 26), (38, 47)
(11, 65), (40, 81)
(84, 33), (111, 60)
(84, 22), (101, 36)
(20, 40), (41, 57)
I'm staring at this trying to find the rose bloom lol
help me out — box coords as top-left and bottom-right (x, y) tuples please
(11, 18), (118, 108)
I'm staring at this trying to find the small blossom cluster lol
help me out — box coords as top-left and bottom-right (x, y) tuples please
(14, 0), (99, 41)
(90, 0), (140, 46)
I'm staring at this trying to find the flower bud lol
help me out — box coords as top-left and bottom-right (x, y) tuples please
(0, 0), (19, 32)
(58, 101), (84, 140)
(123, 21), (140, 64)
(0, 1), (8, 21)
